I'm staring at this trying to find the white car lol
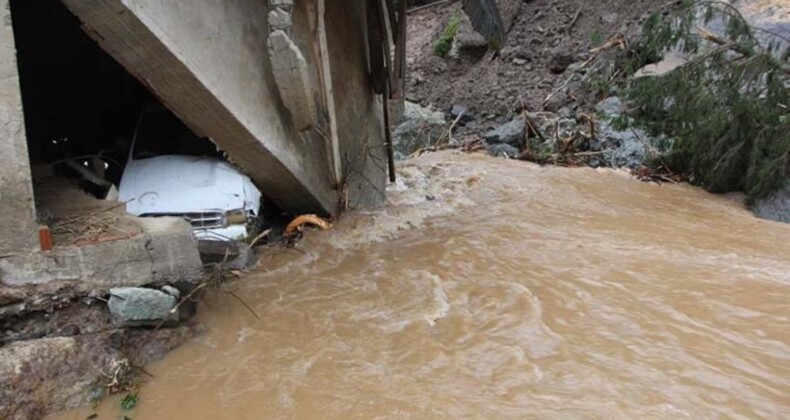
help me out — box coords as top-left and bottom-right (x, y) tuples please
(119, 107), (263, 242)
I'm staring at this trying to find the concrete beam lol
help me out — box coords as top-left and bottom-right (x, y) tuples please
(60, 0), (338, 214)
(0, 0), (38, 255)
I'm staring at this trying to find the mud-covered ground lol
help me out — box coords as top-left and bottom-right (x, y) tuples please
(406, 0), (789, 127)
(406, 0), (664, 125)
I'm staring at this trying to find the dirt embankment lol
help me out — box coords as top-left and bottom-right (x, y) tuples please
(406, 0), (661, 123)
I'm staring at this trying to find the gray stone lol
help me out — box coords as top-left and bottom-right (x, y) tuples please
(595, 97), (623, 117)
(595, 121), (672, 168)
(753, 183), (790, 224)
(270, 0), (293, 6)
(496, 0), (523, 31)
(488, 143), (521, 159)
(0, 303), (26, 319)
(268, 8), (292, 32)
(226, 246), (257, 271)
(449, 15), (488, 62)
(108, 287), (177, 327)
(543, 94), (573, 112)
(483, 119), (525, 147)
(268, 30), (317, 131)
(549, 46), (575, 73)
(448, 104), (474, 124)
(161, 285), (181, 298)
(392, 102), (447, 160)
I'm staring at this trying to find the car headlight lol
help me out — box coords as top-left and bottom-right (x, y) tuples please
(225, 209), (248, 226)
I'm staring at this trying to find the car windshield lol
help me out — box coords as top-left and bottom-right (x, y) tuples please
(132, 111), (220, 159)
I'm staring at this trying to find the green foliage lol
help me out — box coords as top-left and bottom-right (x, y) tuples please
(120, 393), (139, 411)
(434, 14), (461, 57)
(584, 75), (613, 100)
(623, 0), (790, 202)
(590, 28), (604, 48)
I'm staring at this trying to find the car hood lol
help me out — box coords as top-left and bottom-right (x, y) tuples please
(119, 155), (261, 216)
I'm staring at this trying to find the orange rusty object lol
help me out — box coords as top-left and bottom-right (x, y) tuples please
(39, 226), (53, 252)
(283, 214), (332, 239)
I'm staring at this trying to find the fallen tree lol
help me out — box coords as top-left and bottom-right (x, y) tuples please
(620, 0), (789, 203)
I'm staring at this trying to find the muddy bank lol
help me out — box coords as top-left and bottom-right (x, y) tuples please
(406, 0), (657, 120)
(1, 321), (201, 420)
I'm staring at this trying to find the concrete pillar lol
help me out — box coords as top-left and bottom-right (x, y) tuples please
(0, 0), (38, 255)
(61, 0), (338, 214)
(326, 0), (387, 207)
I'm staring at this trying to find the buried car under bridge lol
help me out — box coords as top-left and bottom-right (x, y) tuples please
(119, 107), (265, 242)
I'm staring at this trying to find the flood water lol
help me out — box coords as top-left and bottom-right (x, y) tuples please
(58, 152), (790, 419)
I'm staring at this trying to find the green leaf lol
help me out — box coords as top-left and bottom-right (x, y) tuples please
(120, 393), (139, 411)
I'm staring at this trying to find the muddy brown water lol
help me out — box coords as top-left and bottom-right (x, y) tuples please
(55, 152), (790, 419)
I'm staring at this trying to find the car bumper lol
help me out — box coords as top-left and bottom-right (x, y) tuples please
(193, 225), (248, 242)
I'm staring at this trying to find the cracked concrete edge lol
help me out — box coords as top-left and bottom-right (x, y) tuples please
(0, 217), (202, 317)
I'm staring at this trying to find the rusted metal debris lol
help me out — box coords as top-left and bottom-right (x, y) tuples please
(283, 214), (332, 247)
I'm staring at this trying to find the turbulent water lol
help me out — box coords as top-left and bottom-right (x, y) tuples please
(57, 152), (790, 419)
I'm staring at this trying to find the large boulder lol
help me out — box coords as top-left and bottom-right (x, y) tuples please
(753, 183), (790, 224)
(449, 0), (522, 62)
(483, 118), (525, 148)
(496, 0), (522, 31)
(392, 102), (447, 160)
(108, 287), (178, 327)
(449, 14), (489, 61)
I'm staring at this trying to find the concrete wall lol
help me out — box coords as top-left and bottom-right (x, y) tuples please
(327, 0), (387, 207)
(0, 0), (37, 255)
(61, 0), (337, 214)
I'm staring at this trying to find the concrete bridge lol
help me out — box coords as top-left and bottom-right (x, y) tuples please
(1, 0), (402, 255)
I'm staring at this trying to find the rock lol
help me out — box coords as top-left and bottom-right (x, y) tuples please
(108, 287), (177, 327)
(488, 143), (521, 159)
(496, 0), (523, 31)
(161, 285), (181, 299)
(0, 303), (26, 319)
(449, 15), (488, 62)
(392, 102), (447, 160)
(633, 52), (687, 78)
(270, 0), (293, 6)
(549, 46), (575, 74)
(595, 97), (624, 117)
(602, 12), (619, 25)
(595, 121), (672, 168)
(483, 119), (525, 147)
(448, 104), (474, 124)
(513, 58), (527, 66)
(58, 324), (80, 337)
(0, 287), (24, 307)
(543, 93), (573, 113)
(753, 183), (790, 224)
(226, 246), (257, 271)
